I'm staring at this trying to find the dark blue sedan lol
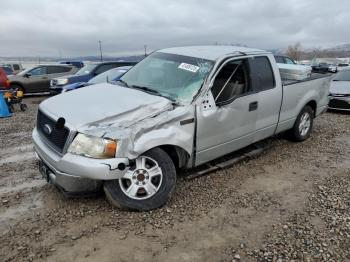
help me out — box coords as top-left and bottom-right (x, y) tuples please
(60, 66), (132, 93)
(50, 61), (137, 95)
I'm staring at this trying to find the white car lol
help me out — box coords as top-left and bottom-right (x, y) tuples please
(329, 69), (350, 111)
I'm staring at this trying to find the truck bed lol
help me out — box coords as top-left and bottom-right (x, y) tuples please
(282, 73), (333, 86)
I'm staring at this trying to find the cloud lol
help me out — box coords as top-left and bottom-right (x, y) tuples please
(1, 0), (349, 57)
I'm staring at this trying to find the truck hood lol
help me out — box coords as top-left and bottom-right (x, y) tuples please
(40, 83), (173, 129)
(330, 81), (350, 95)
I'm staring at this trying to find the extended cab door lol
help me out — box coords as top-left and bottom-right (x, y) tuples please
(248, 56), (282, 142)
(195, 58), (259, 166)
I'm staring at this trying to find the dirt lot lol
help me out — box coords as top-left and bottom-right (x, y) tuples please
(0, 96), (349, 262)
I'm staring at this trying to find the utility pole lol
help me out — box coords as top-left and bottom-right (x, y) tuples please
(99, 40), (103, 61)
(144, 45), (147, 57)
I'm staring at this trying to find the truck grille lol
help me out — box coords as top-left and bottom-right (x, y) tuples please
(329, 99), (350, 110)
(37, 110), (70, 153)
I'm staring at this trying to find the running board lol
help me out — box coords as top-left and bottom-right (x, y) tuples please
(185, 146), (267, 181)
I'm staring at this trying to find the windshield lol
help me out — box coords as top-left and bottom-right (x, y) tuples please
(334, 70), (350, 81)
(88, 68), (127, 84)
(121, 52), (214, 103)
(17, 67), (33, 76)
(76, 64), (97, 75)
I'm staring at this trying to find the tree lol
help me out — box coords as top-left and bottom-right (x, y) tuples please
(286, 42), (302, 62)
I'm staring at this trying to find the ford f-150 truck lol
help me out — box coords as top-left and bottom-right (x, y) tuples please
(33, 46), (331, 211)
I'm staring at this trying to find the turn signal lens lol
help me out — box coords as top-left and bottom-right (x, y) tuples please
(104, 142), (117, 158)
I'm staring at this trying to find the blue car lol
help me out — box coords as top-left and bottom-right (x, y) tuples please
(50, 61), (137, 95)
(61, 66), (132, 93)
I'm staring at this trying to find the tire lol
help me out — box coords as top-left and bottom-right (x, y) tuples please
(20, 104), (27, 112)
(10, 84), (25, 94)
(9, 105), (15, 113)
(104, 148), (176, 211)
(288, 106), (314, 142)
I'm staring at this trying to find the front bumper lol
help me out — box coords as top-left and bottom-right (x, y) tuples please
(49, 86), (63, 95)
(33, 128), (130, 193)
(328, 97), (350, 111)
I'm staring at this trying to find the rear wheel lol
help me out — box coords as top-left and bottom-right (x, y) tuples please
(104, 148), (176, 211)
(288, 106), (314, 142)
(20, 104), (27, 112)
(10, 84), (24, 93)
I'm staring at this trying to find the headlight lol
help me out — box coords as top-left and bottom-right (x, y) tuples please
(56, 78), (69, 85)
(68, 133), (117, 159)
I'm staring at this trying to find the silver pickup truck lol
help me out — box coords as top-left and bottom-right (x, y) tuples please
(33, 46), (331, 211)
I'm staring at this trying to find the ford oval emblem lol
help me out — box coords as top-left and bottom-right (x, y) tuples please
(43, 124), (52, 135)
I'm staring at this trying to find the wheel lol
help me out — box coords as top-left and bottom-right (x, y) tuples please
(288, 106), (314, 142)
(8, 104), (15, 113)
(10, 84), (25, 94)
(20, 104), (27, 112)
(104, 148), (176, 211)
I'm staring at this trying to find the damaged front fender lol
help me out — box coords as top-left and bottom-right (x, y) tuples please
(80, 104), (196, 165)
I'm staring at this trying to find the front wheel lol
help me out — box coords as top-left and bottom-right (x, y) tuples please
(104, 148), (176, 211)
(288, 105), (314, 142)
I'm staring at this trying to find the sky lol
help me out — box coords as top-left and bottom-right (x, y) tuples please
(1, 0), (350, 57)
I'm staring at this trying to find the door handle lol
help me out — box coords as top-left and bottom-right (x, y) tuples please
(249, 101), (258, 111)
(42, 77), (48, 79)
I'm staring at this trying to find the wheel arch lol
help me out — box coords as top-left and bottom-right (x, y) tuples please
(137, 144), (190, 170)
(10, 82), (26, 92)
(305, 100), (317, 117)
(158, 145), (190, 170)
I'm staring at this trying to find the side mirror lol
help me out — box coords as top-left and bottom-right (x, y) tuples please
(24, 73), (31, 78)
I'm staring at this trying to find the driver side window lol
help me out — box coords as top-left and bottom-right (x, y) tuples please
(211, 59), (250, 105)
(29, 66), (46, 76)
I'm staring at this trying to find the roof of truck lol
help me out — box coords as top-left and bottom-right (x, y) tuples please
(159, 45), (267, 61)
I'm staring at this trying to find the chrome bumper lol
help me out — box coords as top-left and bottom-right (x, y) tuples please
(32, 128), (130, 193)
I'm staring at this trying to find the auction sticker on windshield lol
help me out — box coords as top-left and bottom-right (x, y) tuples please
(178, 63), (200, 73)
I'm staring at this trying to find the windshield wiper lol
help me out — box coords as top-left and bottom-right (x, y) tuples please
(131, 85), (177, 102)
(115, 79), (130, 87)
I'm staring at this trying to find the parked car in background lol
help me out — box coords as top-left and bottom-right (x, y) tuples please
(33, 46), (331, 211)
(328, 65), (338, 73)
(50, 61), (137, 94)
(0, 68), (10, 89)
(9, 64), (78, 94)
(312, 63), (333, 73)
(2, 63), (23, 74)
(336, 63), (350, 71)
(274, 55), (296, 64)
(328, 69), (350, 111)
(59, 61), (84, 68)
(61, 66), (131, 93)
(0, 66), (14, 76)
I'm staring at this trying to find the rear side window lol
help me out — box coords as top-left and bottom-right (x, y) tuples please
(249, 56), (275, 91)
(29, 67), (47, 76)
(47, 66), (70, 74)
(285, 58), (296, 64)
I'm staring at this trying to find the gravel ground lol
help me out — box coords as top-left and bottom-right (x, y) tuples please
(0, 96), (349, 262)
